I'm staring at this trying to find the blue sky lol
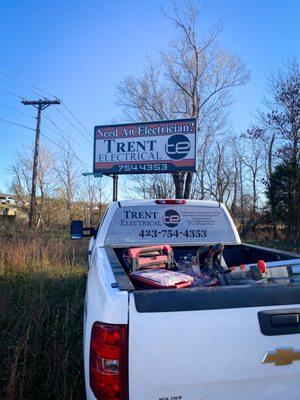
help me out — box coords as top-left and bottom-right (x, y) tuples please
(0, 0), (299, 194)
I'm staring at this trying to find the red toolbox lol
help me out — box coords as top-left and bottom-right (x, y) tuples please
(125, 245), (173, 271)
(130, 269), (193, 289)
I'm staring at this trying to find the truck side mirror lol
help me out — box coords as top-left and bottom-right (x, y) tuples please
(70, 220), (84, 239)
(70, 220), (96, 240)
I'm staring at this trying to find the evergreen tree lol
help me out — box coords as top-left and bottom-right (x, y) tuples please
(267, 161), (300, 241)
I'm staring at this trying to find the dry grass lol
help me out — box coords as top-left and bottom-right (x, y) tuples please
(0, 223), (88, 400)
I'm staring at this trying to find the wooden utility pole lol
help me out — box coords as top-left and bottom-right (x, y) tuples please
(21, 98), (61, 227)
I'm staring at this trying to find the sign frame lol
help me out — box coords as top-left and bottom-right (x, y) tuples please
(93, 118), (197, 175)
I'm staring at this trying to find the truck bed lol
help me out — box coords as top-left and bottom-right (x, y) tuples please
(107, 243), (300, 293)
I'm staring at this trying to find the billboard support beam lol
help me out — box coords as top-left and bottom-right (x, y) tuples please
(112, 174), (118, 201)
(82, 172), (118, 202)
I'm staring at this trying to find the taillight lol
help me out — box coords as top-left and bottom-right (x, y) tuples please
(90, 322), (128, 400)
(155, 199), (187, 204)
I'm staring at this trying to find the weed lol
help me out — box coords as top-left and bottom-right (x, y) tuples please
(0, 227), (88, 400)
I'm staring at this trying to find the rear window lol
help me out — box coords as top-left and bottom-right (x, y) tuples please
(104, 205), (237, 246)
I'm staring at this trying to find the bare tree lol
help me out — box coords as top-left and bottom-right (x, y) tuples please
(237, 132), (265, 238)
(36, 147), (58, 227)
(196, 110), (228, 199)
(122, 174), (175, 199)
(116, 1), (250, 198)
(200, 140), (235, 206)
(78, 176), (108, 226)
(55, 142), (79, 222)
(263, 59), (300, 165)
(10, 144), (57, 226)
(10, 153), (32, 213)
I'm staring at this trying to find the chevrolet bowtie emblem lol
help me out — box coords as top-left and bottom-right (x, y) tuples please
(262, 347), (300, 366)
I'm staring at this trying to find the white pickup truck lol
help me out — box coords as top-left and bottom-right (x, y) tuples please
(70, 199), (300, 400)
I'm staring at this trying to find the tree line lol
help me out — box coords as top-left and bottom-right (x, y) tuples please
(9, 141), (107, 228)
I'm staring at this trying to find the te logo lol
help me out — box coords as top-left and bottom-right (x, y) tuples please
(163, 210), (181, 227)
(165, 134), (191, 160)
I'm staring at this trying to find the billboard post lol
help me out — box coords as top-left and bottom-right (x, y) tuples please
(93, 118), (197, 200)
(113, 174), (118, 201)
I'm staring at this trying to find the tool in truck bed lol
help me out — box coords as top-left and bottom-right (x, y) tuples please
(125, 245), (193, 289)
(130, 268), (193, 288)
(124, 245), (173, 271)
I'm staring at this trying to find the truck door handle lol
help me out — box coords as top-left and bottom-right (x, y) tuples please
(271, 314), (299, 327)
(258, 309), (300, 336)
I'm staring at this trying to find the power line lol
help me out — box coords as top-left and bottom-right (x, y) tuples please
(0, 73), (42, 97)
(0, 87), (23, 99)
(61, 101), (90, 135)
(0, 67), (93, 147)
(0, 67), (92, 170)
(42, 116), (91, 167)
(43, 110), (91, 168)
(41, 132), (91, 169)
(43, 110), (90, 155)
(41, 132), (66, 151)
(0, 117), (35, 131)
(54, 106), (93, 144)
(0, 104), (35, 119)
(0, 115), (91, 170)
(0, 67), (56, 98)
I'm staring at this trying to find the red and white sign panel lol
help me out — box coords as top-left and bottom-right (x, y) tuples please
(93, 118), (197, 175)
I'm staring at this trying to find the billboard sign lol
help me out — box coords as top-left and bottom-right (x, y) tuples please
(93, 118), (197, 175)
